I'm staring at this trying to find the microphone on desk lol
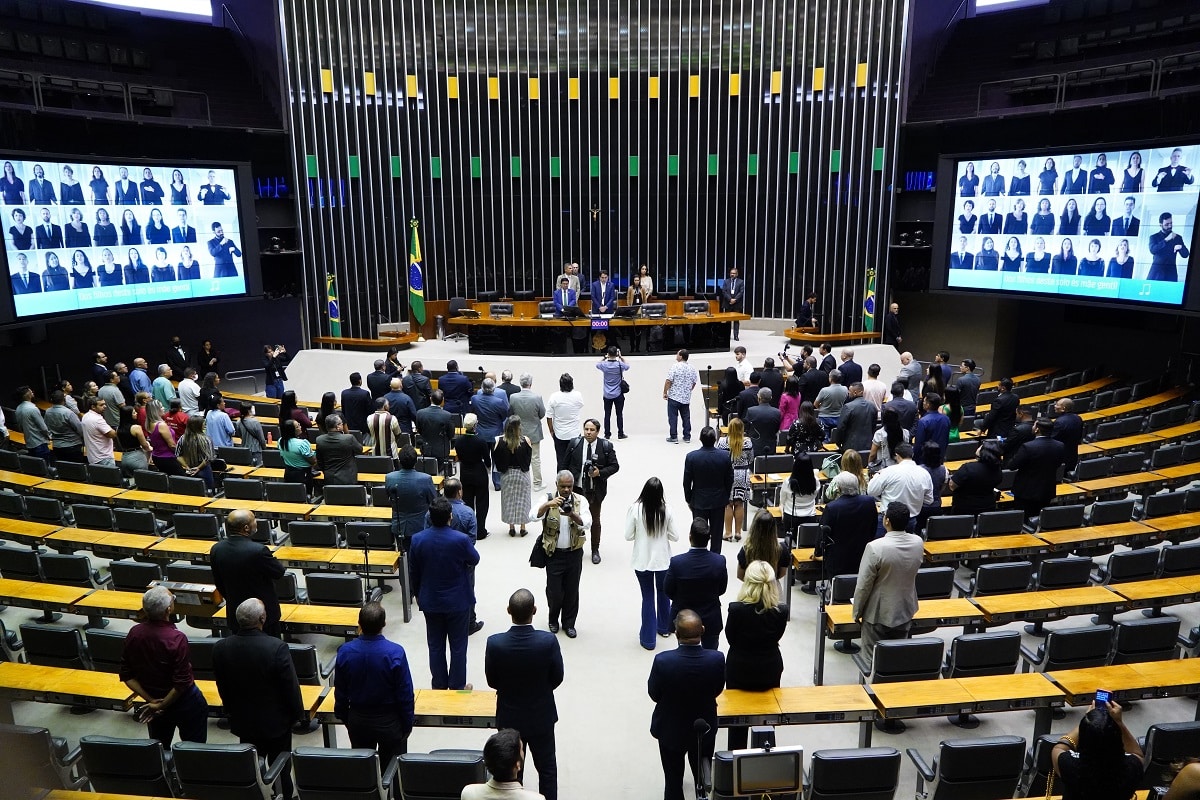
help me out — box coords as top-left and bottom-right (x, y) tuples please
(357, 531), (371, 544)
(693, 718), (710, 736)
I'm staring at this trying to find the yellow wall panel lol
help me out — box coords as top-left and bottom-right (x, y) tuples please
(568, 77), (580, 99)
(648, 76), (660, 99)
(770, 71), (783, 94)
(447, 76), (459, 99)
(363, 72), (375, 95)
(609, 76), (620, 99)
(729, 73), (741, 96)
(406, 75), (419, 96)
(812, 67), (825, 91)
(528, 77), (540, 100)
(856, 62), (868, 87)
(320, 69), (333, 93)
(688, 74), (700, 97)
(488, 77), (500, 99)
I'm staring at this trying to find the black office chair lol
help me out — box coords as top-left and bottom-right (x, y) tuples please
(173, 741), (292, 800)
(0, 490), (26, 519)
(86, 627), (126, 673)
(290, 642), (336, 686)
(274, 572), (309, 605)
(1018, 734), (1061, 798)
(169, 475), (209, 497)
(1086, 498), (1136, 526)
(924, 515), (975, 541)
(1025, 503), (1084, 533)
(114, 507), (167, 534)
(90, 463), (126, 488)
(0, 617), (25, 662)
(266, 481), (309, 503)
(262, 448), (285, 468)
(1020, 624), (1113, 673)
(54, 460), (89, 482)
(323, 484), (368, 506)
(537, 300), (556, 316)
(827, 574), (859, 654)
(25, 495), (70, 526)
(445, 298), (471, 341)
(284, 520), (338, 550)
(224, 477), (266, 501)
(1072, 456), (1113, 481)
(1148, 444), (1185, 470)
(1111, 451), (1147, 475)
(132, 469), (171, 492)
(1091, 547), (1159, 585)
(292, 747), (401, 800)
(1140, 722), (1200, 789)
(941, 631), (1021, 727)
(1110, 616), (1181, 665)
(0, 723), (88, 791)
(396, 750), (488, 800)
(166, 562), (215, 584)
(0, 450), (19, 471)
(854, 638), (944, 733)
(910, 567), (956, 636)
(356, 455), (395, 474)
(1160, 543), (1200, 578)
(187, 636), (218, 682)
(79, 735), (176, 797)
(488, 302), (514, 318)
(40, 553), (111, 628)
(173, 512), (221, 540)
(513, 290), (535, 301)
(371, 485), (391, 506)
(216, 446), (255, 466)
(18, 454), (51, 477)
(906, 736), (1026, 800)
(975, 509), (1025, 536)
(20, 623), (93, 670)
(306, 573), (381, 607)
(1142, 490), (1188, 520)
(0, 545), (43, 581)
(70, 503), (116, 530)
(1025, 556), (1093, 634)
(805, 747), (901, 800)
(107, 559), (163, 592)
(954, 560), (1033, 598)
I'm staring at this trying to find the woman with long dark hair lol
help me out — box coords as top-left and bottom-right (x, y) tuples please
(869, 406), (909, 473)
(1051, 702), (1144, 800)
(279, 418), (316, 494)
(724, 560), (788, 750)
(737, 509), (788, 582)
(940, 385), (964, 441)
(494, 415), (533, 537)
(917, 441), (947, 532)
(717, 366), (742, 424)
(314, 391), (337, 432)
(923, 362), (946, 400)
(779, 448), (819, 533)
(624, 476), (681, 650)
(779, 375), (802, 431)
(198, 372), (222, 413)
(949, 439), (1003, 515)
(787, 401), (825, 455)
(277, 390), (312, 430)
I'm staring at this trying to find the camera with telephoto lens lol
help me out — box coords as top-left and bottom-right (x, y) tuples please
(559, 493), (574, 515)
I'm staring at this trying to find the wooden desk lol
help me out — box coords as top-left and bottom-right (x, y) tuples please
(412, 688), (497, 727)
(1047, 664), (1152, 704)
(868, 678), (977, 720)
(1034, 520), (1160, 551)
(281, 604), (360, 638)
(1147, 421), (1200, 442)
(255, 501), (317, 521)
(0, 469), (46, 489)
(1071, 472), (1167, 497)
(328, 548), (402, 576)
(1143, 511), (1200, 540)
(1127, 659), (1200, 702)
(717, 689), (783, 725)
(194, 679), (326, 720)
(0, 577), (88, 617)
(1079, 388), (1189, 423)
(1110, 578), (1198, 609)
(114, 490), (213, 511)
(33, 479), (126, 501)
(0, 517), (63, 546)
(923, 534), (1047, 563)
(71, 588), (148, 620)
(1149, 462), (1200, 482)
(0, 661), (133, 721)
(981, 368), (1058, 390)
(271, 545), (337, 570)
(308, 504), (392, 522)
(971, 592), (1066, 624)
(93, 531), (164, 559)
(45, 527), (119, 552)
(147, 536), (218, 563)
(1087, 433), (1166, 455)
(974, 377), (1120, 415)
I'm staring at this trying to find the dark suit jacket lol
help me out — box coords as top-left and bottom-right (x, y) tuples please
(1051, 412), (1084, 467)
(724, 602), (787, 691)
(485, 625), (564, 736)
(1060, 169), (1086, 194)
(735, 386), (760, 419)
(980, 391), (1019, 438)
(884, 397), (918, 431)
(836, 397), (876, 451)
(212, 628), (303, 740)
(403, 372), (434, 409)
(166, 347), (190, 377)
(1002, 422), (1035, 466)
(416, 405), (454, 460)
(821, 493), (878, 578)
(978, 213), (1002, 234)
(409, 526), (479, 612)
(720, 277), (744, 313)
(171, 225), (197, 244)
(839, 360), (863, 386)
(590, 280), (617, 312)
(1111, 216), (1140, 237)
(797, 368), (829, 405)
(211, 536), (286, 631)
(949, 252), (974, 270)
(744, 404), (783, 460)
(366, 370), (390, 399)
(11, 272), (41, 294)
(682, 445), (734, 510)
(758, 369), (784, 408)
(114, 179), (139, 204)
(665, 548), (728, 637)
(438, 371), (473, 414)
(1149, 231), (1190, 282)
(795, 302), (815, 328)
(1010, 436), (1065, 503)
(648, 644), (726, 750)
(819, 354), (837, 373)
(340, 386), (373, 434)
(316, 432), (360, 486)
(564, 435), (619, 502)
(35, 224), (63, 249)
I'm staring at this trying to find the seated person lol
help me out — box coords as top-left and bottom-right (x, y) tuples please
(552, 276), (578, 317)
(462, 728), (545, 799)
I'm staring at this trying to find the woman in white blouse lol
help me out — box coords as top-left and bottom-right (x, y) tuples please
(625, 476), (680, 650)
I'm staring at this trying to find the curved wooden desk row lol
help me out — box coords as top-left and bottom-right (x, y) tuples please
(972, 375), (1121, 415)
(311, 332), (419, 350)
(782, 328), (880, 345)
(980, 367), (1060, 391)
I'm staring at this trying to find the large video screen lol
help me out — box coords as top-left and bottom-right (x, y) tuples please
(2, 157), (249, 320)
(943, 144), (1197, 307)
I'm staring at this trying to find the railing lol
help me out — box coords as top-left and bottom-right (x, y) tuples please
(222, 369), (263, 397)
(0, 66), (212, 126)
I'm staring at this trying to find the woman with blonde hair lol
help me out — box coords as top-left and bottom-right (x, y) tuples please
(724, 559), (788, 748)
(717, 416), (753, 542)
(494, 414), (533, 537)
(826, 448), (867, 500)
(624, 476), (681, 650)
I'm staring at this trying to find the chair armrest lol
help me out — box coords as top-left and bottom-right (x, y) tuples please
(906, 748), (936, 782)
(851, 652), (871, 680)
(60, 743), (83, 768)
(262, 751), (291, 785)
(952, 578), (973, 598)
(367, 586), (384, 604)
(93, 571), (112, 587)
(1089, 568), (1107, 585)
(319, 654), (336, 681)
(1019, 644), (1042, 673)
(1022, 517), (1039, 533)
(381, 754), (401, 797)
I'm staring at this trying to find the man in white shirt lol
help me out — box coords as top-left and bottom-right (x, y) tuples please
(866, 443), (934, 538)
(861, 363), (889, 412)
(663, 349), (700, 444)
(545, 373), (584, 473)
(177, 367), (201, 416)
(732, 346), (752, 385)
(81, 397), (118, 466)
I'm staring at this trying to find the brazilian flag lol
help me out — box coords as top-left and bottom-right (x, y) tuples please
(326, 274), (341, 337)
(862, 268), (876, 332)
(409, 219), (426, 326)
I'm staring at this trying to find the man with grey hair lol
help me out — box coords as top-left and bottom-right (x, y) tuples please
(744, 387), (782, 462)
(151, 363), (176, 410)
(472, 377), (512, 490)
(895, 352), (922, 400)
(383, 376), (418, 433)
(535, 470), (590, 637)
(838, 348), (862, 386)
(367, 358), (391, 399)
(509, 373), (547, 492)
(120, 586), (208, 745)
(212, 509), (286, 635)
(316, 412), (360, 488)
(213, 597), (304, 800)
(498, 370), (521, 399)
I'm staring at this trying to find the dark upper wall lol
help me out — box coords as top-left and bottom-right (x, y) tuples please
(280, 0), (909, 338)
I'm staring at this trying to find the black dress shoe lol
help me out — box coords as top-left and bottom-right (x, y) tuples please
(591, 551), (601, 564)
(565, 627), (578, 638)
(549, 622), (559, 634)
(469, 620), (485, 635)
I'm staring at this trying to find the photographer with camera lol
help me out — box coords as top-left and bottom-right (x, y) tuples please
(262, 343), (289, 399)
(564, 419), (620, 564)
(535, 471), (591, 638)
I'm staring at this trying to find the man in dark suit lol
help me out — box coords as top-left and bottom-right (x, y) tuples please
(835, 384), (876, 452)
(796, 357), (829, 405)
(386, 445), (438, 547)
(410, 497), (480, 689)
(213, 597), (303, 800)
(564, 419), (620, 564)
(34, 207), (63, 249)
(114, 167), (139, 204)
(207, 222), (243, 278)
(340, 372), (373, 434)
(720, 267), (745, 340)
(439, 360), (474, 415)
(758, 358), (785, 408)
(1148, 213), (1190, 282)
(27, 164), (56, 204)
(10, 254), (41, 294)
(745, 388), (783, 462)
(552, 277), (578, 317)
(211, 509), (286, 635)
(589, 270), (617, 314)
(416, 390), (456, 473)
(949, 237), (974, 270)
(978, 200), (1002, 235)
(366, 359), (391, 399)
(1009, 418), (1066, 519)
(648, 609), (725, 800)
(977, 378), (1019, 439)
(172, 209), (197, 243)
(818, 343), (837, 373)
(1152, 148), (1195, 192)
(838, 349), (863, 386)
(795, 290), (817, 329)
(1051, 398), (1085, 472)
(1112, 197), (1140, 237)
(1060, 155), (1087, 194)
(485, 588), (565, 800)
(735, 373), (761, 419)
(884, 382), (918, 431)
(165, 336), (190, 378)
(665, 519), (728, 649)
(199, 170), (232, 204)
(1001, 406), (1035, 466)
(882, 302), (903, 348)
(315, 414), (360, 487)
(403, 361), (434, 409)
(682, 427), (733, 555)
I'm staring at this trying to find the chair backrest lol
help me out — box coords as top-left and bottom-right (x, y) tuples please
(975, 509), (1024, 536)
(288, 521), (339, 547)
(1145, 491), (1188, 519)
(1073, 456), (1112, 481)
(1150, 444), (1185, 469)
(1110, 616), (1182, 665)
(165, 562), (215, 584)
(915, 566), (955, 600)
(306, 573), (366, 607)
(944, 440), (980, 462)
(187, 636), (217, 681)
(1093, 420), (1125, 441)
(397, 750), (488, 800)
(1020, 735), (1060, 798)
(173, 741), (274, 800)
(1103, 548), (1160, 584)
(417, 456), (439, 476)
(1142, 722), (1200, 789)
(107, 559), (163, 592)
(1091, 390), (1114, 409)
(216, 445), (254, 466)
(1112, 386), (1133, 405)
(346, 521), (396, 550)
(86, 627), (127, 673)
(752, 454), (794, 474)
(925, 515), (975, 541)
(80, 735), (174, 796)
(0, 723), (85, 791)
(24, 495), (66, 524)
(39, 553), (98, 588)
(828, 574), (857, 604)
(89, 463), (125, 487)
(173, 512), (221, 540)
(305, 428), (321, 444)
(0, 545), (42, 580)
(794, 522), (821, 548)
(265, 481), (308, 503)
(293, 746), (391, 800)
(274, 572), (304, 604)
(370, 485), (390, 506)
(18, 454), (50, 476)
(807, 747), (901, 800)
(1035, 504), (1085, 531)
(1033, 557), (1093, 591)
(929, 736), (1026, 800)
(54, 460), (90, 482)
(1039, 624), (1114, 671)
(261, 448), (285, 468)
(1088, 498), (1135, 525)
(0, 450), (19, 470)
(943, 631), (1021, 679)
(537, 300), (555, 315)
(224, 477), (265, 500)
(71, 503), (116, 530)
(867, 638), (944, 684)
(0, 490), (26, 519)
(970, 561), (1033, 597)
(289, 643), (324, 685)
(1160, 543), (1200, 578)
(114, 507), (160, 534)
(1110, 450), (1146, 475)
(356, 455), (395, 474)
(132, 469), (171, 492)
(169, 474), (209, 497)
(323, 484), (368, 506)
(19, 623), (91, 669)
(1183, 441), (1200, 463)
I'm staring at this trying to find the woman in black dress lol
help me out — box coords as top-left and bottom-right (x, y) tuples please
(177, 245), (201, 280)
(93, 208), (117, 246)
(717, 366), (742, 425)
(170, 169), (190, 205)
(723, 559), (788, 749)
(43, 251), (69, 291)
(1058, 199), (1081, 235)
(150, 247), (175, 282)
(197, 339), (220, 375)
(1120, 151), (1144, 193)
(8, 208), (31, 250)
(1079, 239), (1105, 277)
(1009, 159), (1031, 196)
(1031, 198), (1055, 234)
(1026, 237), (1051, 273)
(120, 209), (142, 246)
(1037, 157), (1058, 195)
(89, 166), (109, 204)
(1051, 238), (1078, 275)
(59, 165), (85, 205)
(0, 161), (24, 204)
(976, 237), (999, 270)
(1001, 237), (1023, 272)
(314, 391), (337, 431)
(145, 208), (170, 244)
(1089, 153), (1115, 193)
(455, 413), (494, 536)
(957, 200), (977, 234)
(96, 249), (122, 287)
(64, 207), (91, 247)
(949, 440), (1003, 515)
(1107, 239), (1135, 279)
(1003, 198), (1028, 234)
(1083, 197), (1111, 236)
(70, 250), (95, 289)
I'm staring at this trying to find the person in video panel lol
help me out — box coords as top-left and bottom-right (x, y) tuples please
(64, 207), (91, 248)
(1051, 238), (1078, 276)
(1088, 153), (1115, 193)
(10, 252), (40, 294)
(1025, 237), (1051, 273)
(1001, 237), (1023, 272)
(1152, 148), (1195, 192)
(198, 170), (231, 205)
(1106, 239), (1134, 279)
(1112, 196), (1140, 237)
(140, 168), (164, 205)
(1058, 199), (1081, 236)
(89, 166), (109, 204)
(1082, 197), (1111, 236)
(949, 237), (974, 270)
(9, 208), (32, 251)
(981, 162), (1005, 197)
(93, 208), (118, 246)
(207, 222), (242, 278)
(27, 164), (56, 204)
(0, 161), (25, 205)
(59, 165), (84, 205)
(1120, 151), (1145, 193)
(1147, 212), (1190, 281)
(169, 169), (190, 205)
(1030, 199), (1055, 235)
(124, 247), (149, 285)
(1078, 239), (1105, 277)
(70, 249), (95, 289)
(145, 208), (171, 244)
(151, 246), (176, 282)
(42, 251), (69, 291)
(177, 245), (201, 280)
(97, 248), (123, 287)
(113, 167), (139, 205)
(1037, 158), (1058, 195)
(1009, 159), (1031, 196)
(957, 162), (979, 197)
(1003, 198), (1028, 235)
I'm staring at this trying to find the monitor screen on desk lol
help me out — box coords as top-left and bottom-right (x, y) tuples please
(560, 305), (583, 319)
(732, 746), (803, 796)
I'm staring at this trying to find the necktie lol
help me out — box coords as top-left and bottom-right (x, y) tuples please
(1125, 216), (1131, 228)
(587, 442), (594, 462)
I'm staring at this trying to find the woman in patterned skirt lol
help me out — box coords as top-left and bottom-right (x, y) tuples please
(493, 414), (533, 537)
(717, 416), (754, 542)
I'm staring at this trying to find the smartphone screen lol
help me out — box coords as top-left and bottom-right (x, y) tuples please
(1095, 688), (1111, 707)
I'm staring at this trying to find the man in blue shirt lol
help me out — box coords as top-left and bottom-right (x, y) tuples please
(205, 399), (235, 449)
(913, 393), (951, 465)
(130, 358), (153, 396)
(334, 602), (415, 766)
(438, 360), (474, 415)
(410, 497), (481, 689)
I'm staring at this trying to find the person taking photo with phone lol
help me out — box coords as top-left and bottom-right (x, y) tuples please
(1051, 695), (1144, 800)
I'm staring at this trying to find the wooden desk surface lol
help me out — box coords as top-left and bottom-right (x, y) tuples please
(194, 679), (325, 715)
(1110, 578), (1196, 604)
(72, 588), (145, 616)
(282, 604), (361, 628)
(45, 792), (174, 800)
(148, 537), (217, 559)
(35, 479), (126, 499)
(96, 531), (163, 556)
(0, 576), (88, 605)
(0, 469), (46, 488)
(1127, 658), (1200, 692)
(717, 689), (782, 718)
(1071, 472), (1166, 494)
(924, 534), (1046, 561)
(981, 368), (1058, 390)
(826, 598), (982, 632)
(1143, 511), (1200, 533)
(256, 501), (317, 518)
(1079, 388), (1189, 422)
(1046, 664), (1146, 702)
(869, 678), (976, 716)
(1147, 421), (1200, 441)
(116, 490), (213, 510)
(46, 527), (117, 547)
(792, 547), (818, 567)
(774, 684), (876, 717)
(1043, 585), (1123, 610)
(308, 504), (392, 521)
(205, 497), (267, 512)
(0, 661), (133, 706)
(1088, 433), (1166, 453)
(0, 517), (63, 545)
(1149, 463), (1200, 481)
(955, 673), (1064, 706)
(1166, 574), (1200, 593)
(973, 591), (1060, 619)
(974, 377), (1120, 415)
(415, 688), (497, 718)
(328, 549), (401, 572)
(1034, 520), (1158, 549)
(271, 546), (336, 568)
